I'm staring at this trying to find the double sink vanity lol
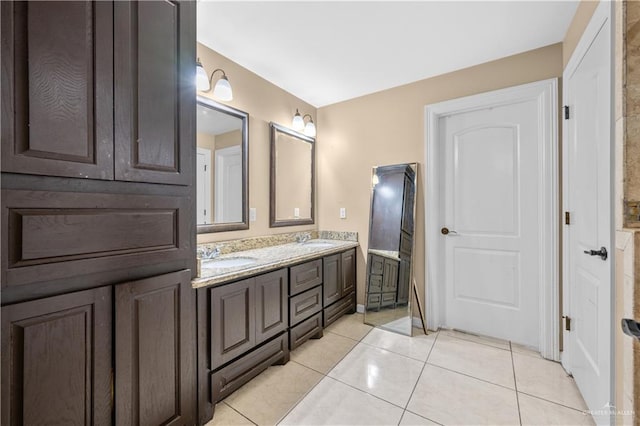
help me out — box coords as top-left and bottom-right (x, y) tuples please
(193, 234), (358, 420)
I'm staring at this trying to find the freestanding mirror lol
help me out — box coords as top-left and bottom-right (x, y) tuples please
(196, 96), (249, 233)
(364, 163), (417, 336)
(270, 122), (315, 227)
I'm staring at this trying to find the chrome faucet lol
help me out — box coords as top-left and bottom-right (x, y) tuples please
(296, 233), (311, 244)
(197, 246), (220, 259)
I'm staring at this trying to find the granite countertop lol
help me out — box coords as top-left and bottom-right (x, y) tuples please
(192, 239), (359, 289)
(368, 249), (400, 261)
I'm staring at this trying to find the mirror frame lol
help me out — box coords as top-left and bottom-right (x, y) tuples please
(269, 122), (315, 227)
(196, 96), (249, 233)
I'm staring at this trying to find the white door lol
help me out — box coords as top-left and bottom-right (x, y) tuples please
(196, 148), (212, 224)
(562, 2), (612, 423)
(440, 90), (549, 348)
(215, 145), (242, 223)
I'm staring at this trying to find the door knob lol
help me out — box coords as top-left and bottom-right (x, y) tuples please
(441, 227), (458, 236)
(583, 246), (607, 261)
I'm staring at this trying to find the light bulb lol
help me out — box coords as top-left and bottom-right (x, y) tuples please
(292, 110), (304, 131)
(196, 61), (210, 91)
(304, 120), (316, 137)
(213, 76), (233, 101)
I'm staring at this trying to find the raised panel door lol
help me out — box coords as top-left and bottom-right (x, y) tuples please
(341, 249), (356, 296)
(255, 269), (288, 344)
(1, 286), (112, 425)
(323, 254), (340, 307)
(115, 269), (196, 426)
(210, 278), (255, 369)
(114, 0), (195, 185)
(1, 1), (114, 180)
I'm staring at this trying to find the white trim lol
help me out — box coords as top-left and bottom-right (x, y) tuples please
(425, 78), (560, 360)
(196, 147), (212, 225)
(356, 304), (365, 314)
(214, 144), (242, 223)
(562, 0), (614, 421)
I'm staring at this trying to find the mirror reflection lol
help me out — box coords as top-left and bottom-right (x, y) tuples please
(364, 163), (417, 336)
(196, 97), (248, 233)
(270, 123), (315, 227)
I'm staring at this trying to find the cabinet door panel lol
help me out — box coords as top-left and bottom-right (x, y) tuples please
(211, 278), (255, 369)
(116, 269), (196, 426)
(323, 254), (341, 307)
(382, 259), (399, 293)
(1, 286), (112, 426)
(341, 249), (356, 296)
(114, 0), (194, 185)
(255, 269), (288, 344)
(1, 1), (114, 179)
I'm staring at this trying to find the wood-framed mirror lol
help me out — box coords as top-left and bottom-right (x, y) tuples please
(196, 96), (249, 233)
(269, 122), (315, 227)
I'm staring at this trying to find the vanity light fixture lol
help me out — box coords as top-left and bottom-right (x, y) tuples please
(196, 58), (233, 101)
(291, 109), (316, 137)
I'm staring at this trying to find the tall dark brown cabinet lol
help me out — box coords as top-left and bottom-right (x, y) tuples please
(0, 1), (197, 425)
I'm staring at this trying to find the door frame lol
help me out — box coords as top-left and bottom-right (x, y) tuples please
(196, 147), (212, 225)
(425, 79), (560, 360)
(214, 144), (242, 223)
(561, 0), (614, 412)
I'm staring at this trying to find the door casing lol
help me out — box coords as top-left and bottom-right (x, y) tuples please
(425, 79), (560, 360)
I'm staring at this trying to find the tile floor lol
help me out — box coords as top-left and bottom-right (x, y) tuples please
(206, 314), (595, 426)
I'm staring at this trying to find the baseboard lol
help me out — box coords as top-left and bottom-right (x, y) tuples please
(356, 304), (364, 314)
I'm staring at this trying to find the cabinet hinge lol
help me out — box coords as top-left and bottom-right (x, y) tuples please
(565, 211), (571, 225)
(563, 315), (572, 331)
(564, 105), (570, 120)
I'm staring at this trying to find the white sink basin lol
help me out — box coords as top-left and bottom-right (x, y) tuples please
(303, 241), (336, 248)
(202, 257), (257, 269)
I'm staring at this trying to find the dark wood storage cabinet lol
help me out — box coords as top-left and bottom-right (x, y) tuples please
(0, 1), (197, 425)
(323, 249), (357, 327)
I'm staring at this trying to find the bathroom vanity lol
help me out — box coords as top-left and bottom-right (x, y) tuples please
(193, 239), (357, 423)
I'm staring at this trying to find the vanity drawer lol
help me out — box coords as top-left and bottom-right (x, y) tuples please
(367, 293), (381, 310)
(369, 254), (384, 275)
(289, 312), (323, 350)
(289, 285), (322, 326)
(210, 333), (288, 403)
(323, 291), (355, 328)
(381, 292), (396, 307)
(368, 275), (382, 293)
(289, 259), (322, 296)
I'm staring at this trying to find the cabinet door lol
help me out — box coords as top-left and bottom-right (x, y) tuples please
(114, 1), (195, 185)
(255, 269), (288, 344)
(341, 249), (356, 296)
(382, 259), (399, 293)
(1, 286), (112, 425)
(211, 278), (255, 369)
(401, 172), (416, 234)
(115, 269), (196, 426)
(1, 1), (114, 180)
(323, 254), (341, 307)
(397, 257), (411, 305)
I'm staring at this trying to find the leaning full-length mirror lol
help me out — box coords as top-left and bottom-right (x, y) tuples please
(270, 122), (315, 227)
(196, 96), (249, 233)
(364, 163), (417, 336)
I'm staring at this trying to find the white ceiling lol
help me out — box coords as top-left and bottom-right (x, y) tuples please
(197, 1), (579, 108)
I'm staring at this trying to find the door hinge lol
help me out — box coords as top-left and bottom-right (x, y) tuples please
(563, 315), (572, 331)
(565, 211), (571, 225)
(204, 209), (207, 216)
(204, 164), (207, 171)
(564, 105), (570, 120)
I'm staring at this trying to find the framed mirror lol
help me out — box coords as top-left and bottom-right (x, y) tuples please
(364, 163), (418, 336)
(196, 96), (249, 233)
(270, 122), (315, 227)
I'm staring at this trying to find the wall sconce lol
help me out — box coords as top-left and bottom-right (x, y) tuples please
(292, 109), (316, 137)
(196, 58), (233, 101)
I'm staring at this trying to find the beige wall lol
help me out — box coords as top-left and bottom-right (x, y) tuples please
(196, 43), (317, 244)
(563, 0), (600, 67)
(317, 43), (563, 308)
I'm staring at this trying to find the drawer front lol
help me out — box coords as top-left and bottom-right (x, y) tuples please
(289, 259), (322, 296)
(368, 275), (382, 293)
(210, 333), (288, 403)
(367, 293), (381, 310)
(369, 254), (384, 275)
(381, 292), (396, 307)
(324, 291), (355, 328)
(2, 189), (190, 288)
(289, 286), (323, 326)
(289, 312), (323, 350)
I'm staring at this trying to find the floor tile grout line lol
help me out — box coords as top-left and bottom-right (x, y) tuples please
(441, 328), (512, 352)
(516, 390), (592, 414)
(398, 330), (442, 425)
(357, 339), (433, 364)
(510, 342), (523, 426)
(222, 401), (258, 425)
(403, 409), (445, 426)
(425, 362), (517, 392)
